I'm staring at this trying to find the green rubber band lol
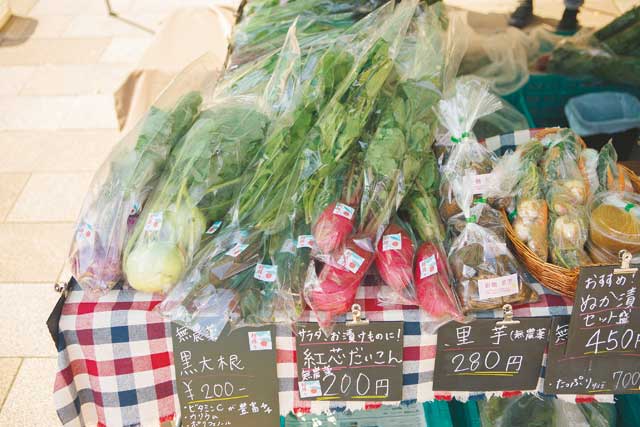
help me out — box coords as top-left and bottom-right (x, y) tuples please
(475, 197), (487, 204)
(508, 210), (517, 221)
(625, 203), (635, 212)
(450, 131), (470, 143)
(466, 215), (477, 223)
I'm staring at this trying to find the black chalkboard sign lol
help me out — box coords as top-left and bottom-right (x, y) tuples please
(295, 322), (404, 401)
(546, 316), (640, 394)
(171, 323), (280, 427)
(565, 265), (640, 357)
(433, 318), (551, 391)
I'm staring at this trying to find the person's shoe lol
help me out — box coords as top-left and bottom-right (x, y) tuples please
(556, 8), (579, 33)
(509, 1), (534, 29)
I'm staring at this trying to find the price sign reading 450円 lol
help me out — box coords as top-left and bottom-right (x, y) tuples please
(565, 263), (640, 357)
(433, 318), (551, 391)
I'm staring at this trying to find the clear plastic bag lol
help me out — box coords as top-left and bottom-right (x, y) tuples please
(357, 5), (445, 242)
(597, 141), (633, 193)
(122, 26), (303, 294)
(435, 78), (503, 221)
(375, 220), (418, 306)
(236, 1), (406, 237)
(448, 200), (505, 241)
(588, 191), (640, 263)
(447, 174), (537, 313)
(414, 239), (464, 330)
(478, 395), (616, 427)
(579, 147), (600, 197)
(511, 140), (549, 260)
(157, 227), (261, 340)
(230, 0), (389, 66)
(160, 4), (415, 337)
(301, 0), (417, 258)
(304, 234), (376, 332)
(540, 130), (591, 268)
(69, 53), (222, 294)
(459, 25), (530, 95)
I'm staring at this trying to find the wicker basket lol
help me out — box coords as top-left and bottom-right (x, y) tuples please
(501, 128), (640, 298)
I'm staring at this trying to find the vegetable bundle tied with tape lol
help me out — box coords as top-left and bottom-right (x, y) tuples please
(69, 90), (203, 294)
(122, 23), (305, 294)
(436, 79), (538, 313)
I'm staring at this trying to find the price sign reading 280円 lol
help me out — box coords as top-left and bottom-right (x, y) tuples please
(433, 318), (551, 391)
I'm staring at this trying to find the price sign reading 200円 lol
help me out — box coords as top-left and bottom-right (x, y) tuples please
(295, 322), (404, 401)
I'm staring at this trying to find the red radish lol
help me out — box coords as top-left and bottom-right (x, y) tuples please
(414, 242), (463, 321)
(313, 202), (356, 253)
(307, 236), (375, 314)
(375, 224), (416, 304)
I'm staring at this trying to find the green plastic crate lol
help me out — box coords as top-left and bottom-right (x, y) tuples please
(450, 396), (640, 427)
(281, 401), (453, 426)
(502, 74), (640, 129)
(616, 395), (640, 427)
(424, 401), (454, 427)
(448, 400), (481, 427)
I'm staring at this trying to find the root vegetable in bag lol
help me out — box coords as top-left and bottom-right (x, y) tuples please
(414, 241), (463, 322)
(305, 235), (375, 332)
(375, 222), (416, 305)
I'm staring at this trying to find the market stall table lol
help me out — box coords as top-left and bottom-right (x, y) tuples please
(53, 128), (618, 426)
(53, 276), (601, 427)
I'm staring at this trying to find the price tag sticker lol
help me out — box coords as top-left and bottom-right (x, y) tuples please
(205, 220), (222, 234)
(144, 212), (163, 232)
(129, 200), (141, 216)
(226, 243), (249, 258)
(254, 264), (278, 282)
(419, 255), (438, 279)
(477, 273), (519, 300)
(333, 203), (355, 220)
(76, 222), (94, 241)
(468, 173), (493, 195)
(297, 235), (316, 249)
(280, 239), (296, 255)
(382, 233), (402, 251)
(343, 249), (365, 274)
(298, 381), (323, 398)
(248, 330), (273, 351)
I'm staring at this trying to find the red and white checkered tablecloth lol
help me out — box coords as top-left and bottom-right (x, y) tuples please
(54, 128), (617, 426)
(53, 277), (613, 427)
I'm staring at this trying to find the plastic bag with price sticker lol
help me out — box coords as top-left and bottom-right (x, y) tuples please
(446, 169), (537, 313)
(68, 55), (215, 294)
(121, 25), (304, 295)
(375, 218), (464, 332)
(435, 78), (505, 222)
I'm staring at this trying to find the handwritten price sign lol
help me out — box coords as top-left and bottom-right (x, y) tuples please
(295, 322), (404, 401)
(566, 265), (640, 357)
(171, 324), (280, 427)
(433, 318), (551, 391)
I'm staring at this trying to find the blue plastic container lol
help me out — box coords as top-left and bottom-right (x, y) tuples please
(501, 74), (640, 129)
(565, 92), (640, 136)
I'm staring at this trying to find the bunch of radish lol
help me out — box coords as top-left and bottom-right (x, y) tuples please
(375, 221), (463, 324)
(304, 235), (375, 331)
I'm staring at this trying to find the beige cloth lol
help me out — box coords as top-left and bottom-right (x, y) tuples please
(114, 5), (237, 131)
